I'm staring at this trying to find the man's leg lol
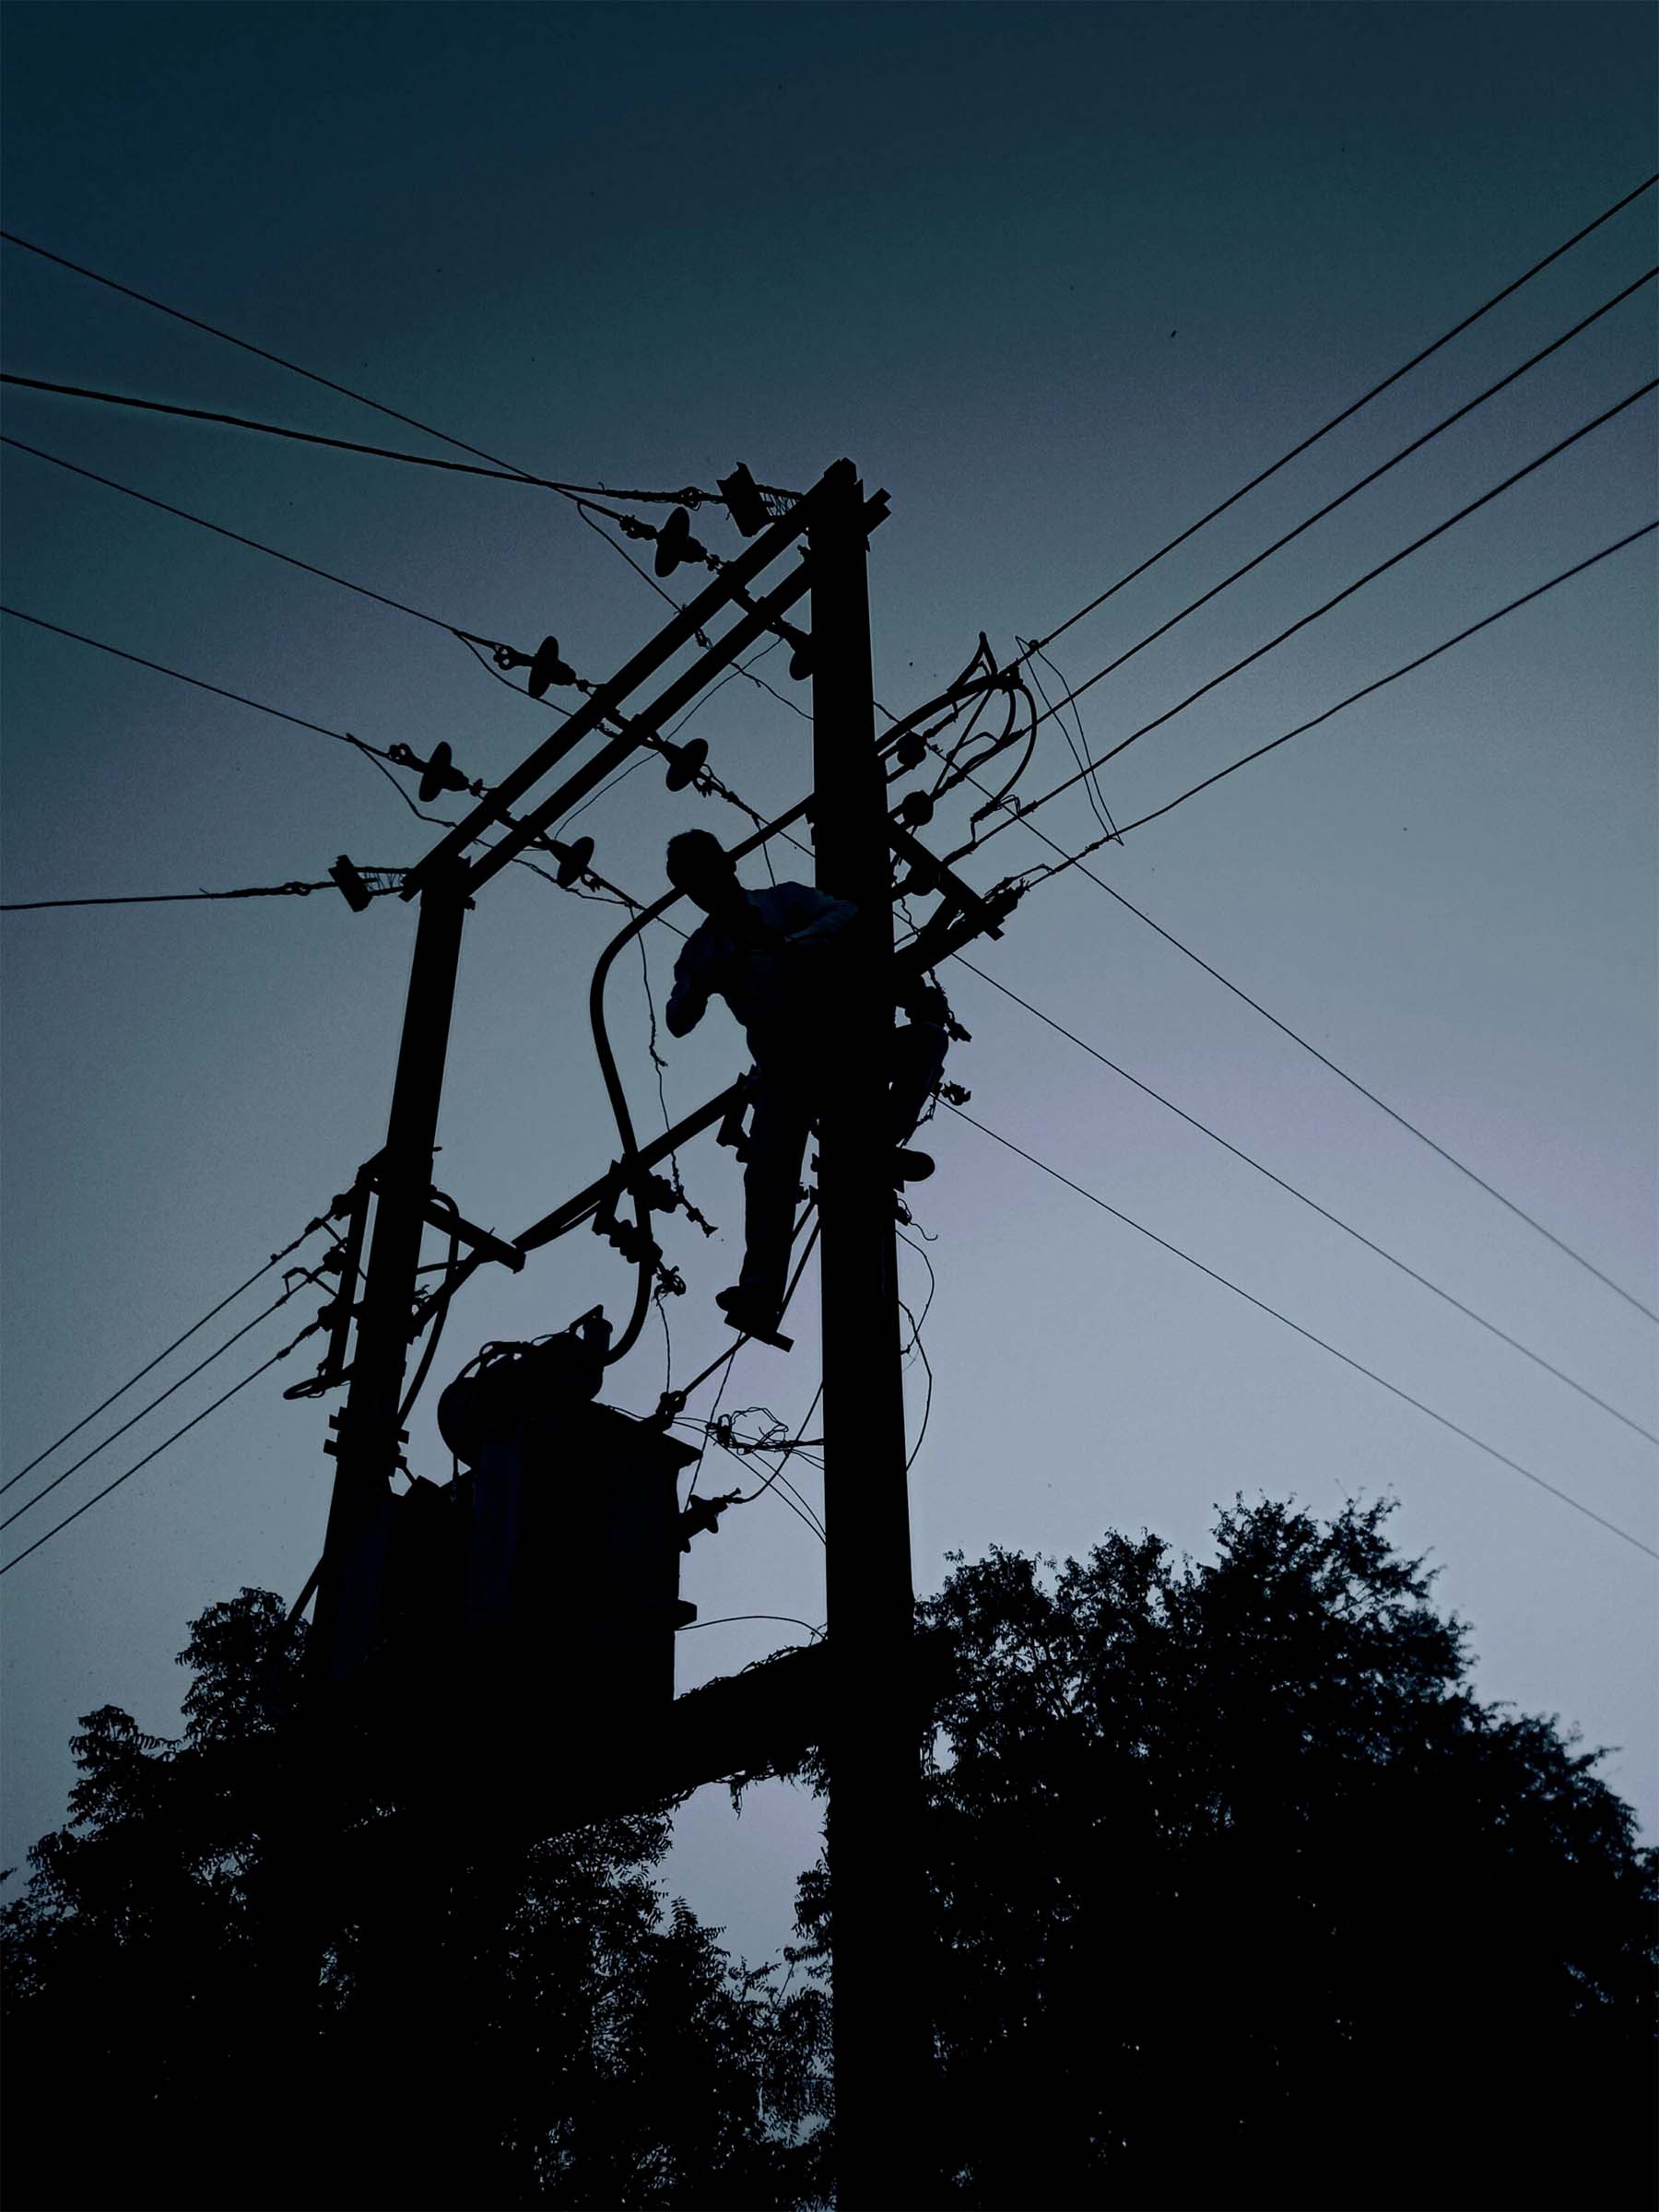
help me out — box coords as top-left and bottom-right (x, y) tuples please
(732, 1075), (813, 1321)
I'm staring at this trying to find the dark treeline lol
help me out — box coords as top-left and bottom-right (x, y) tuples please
(5, 1495), (1653, 2210)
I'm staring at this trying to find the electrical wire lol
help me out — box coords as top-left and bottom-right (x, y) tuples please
(677, 1614), (824, 1640)
(0, 371), (676, 501)
(683, 1217), (823, 1500)
(928, 547), (1659, 1324)
(947, 1104), (1658, 1564)
(0, 435), (556, 683)
(898, 1297), (935, 1476)
(1019, 173), (1658, 662)
(0, 878), (396, 912)
(0, 604), (627, 907)
(0, 603), (411, 776)
(0, 231), (804, 725)
(952, 957), (1656, 1444)
(708, 1430), (826, 1545)
(968, 380), (1657, 853)
(1, 1266), (329, 1531)
(397, 1200), (463, 1423)
(0, 227), (725, 506)
(0, 1317), (324, 1575)
(0, 1209), (334, 1492)
(1102, 522), (1659, 843)
(1022, 640), (1119, 845)
(1004, 268), (1658, 789)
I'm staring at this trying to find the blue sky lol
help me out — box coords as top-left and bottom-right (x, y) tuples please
(3, 1), (1654, 1960)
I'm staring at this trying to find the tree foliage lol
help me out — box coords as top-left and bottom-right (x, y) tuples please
(789, 1495), (1656, 2209)
(6, 1499), (1653, 2210)
(2, 1590), (828, 2211)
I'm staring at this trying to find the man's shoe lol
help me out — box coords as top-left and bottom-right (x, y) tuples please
(894, 1148), (935, 1185)
(715, 1286), (794, 1352)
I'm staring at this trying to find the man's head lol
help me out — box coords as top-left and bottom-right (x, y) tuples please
(665, 829), (742, 916)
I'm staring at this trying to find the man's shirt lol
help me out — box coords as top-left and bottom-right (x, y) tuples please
(665, 882), (856, 1057)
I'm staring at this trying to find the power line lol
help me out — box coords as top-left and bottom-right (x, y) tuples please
(1104, 521), (1658, 841)
(1, 1210), (333, 1494)
(0, 877), (406, 912)
(0, 228), (716, 504)
(4, 433), (801, 759)
(948, 1105), (1658, 1564)
(0, 230), (805, 722)
(954, 956), (1657, 1444)
(1022, 172), (1658, 660)
(1000, 267), (1655, 787)
(0, 603), (406, 770)
(2, 1271), (324, 1533)
(968, 804), (1658, 1328)
(0, 1319), (322, 1576)
(0, 605), (602, 879)
(974, 379), (1657, 845)
(0, 368), (716, 510)
(0, 371), (627, 491)
(1, 433), (555, 678)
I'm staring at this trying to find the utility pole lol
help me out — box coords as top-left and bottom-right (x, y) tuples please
(311, 858), (470, 1685)
(810, 460), (933, 2207)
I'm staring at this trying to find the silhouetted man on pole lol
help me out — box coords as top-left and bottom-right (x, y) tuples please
(664, 830), (945, 1340)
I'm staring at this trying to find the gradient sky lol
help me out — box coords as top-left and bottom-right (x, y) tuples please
(3, 2), (1654, 1965)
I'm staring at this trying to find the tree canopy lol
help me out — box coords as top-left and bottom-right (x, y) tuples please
(2, 1590), (829, 2211)
(6, 1496), (1653, 2210)
(788, 1495), (1656, 2209)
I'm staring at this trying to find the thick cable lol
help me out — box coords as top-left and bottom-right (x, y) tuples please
(1022, 173), (1658, 659)
(0, 1320), (322, 1575)
(948, 1105), (1657, 1564)
(955, 957), (1656, 1443)
(2, 879), (363, 912)
(0, 1211), (331, 1492)
(397, 1201), (463, 1424)
(0, 371), (653, 500)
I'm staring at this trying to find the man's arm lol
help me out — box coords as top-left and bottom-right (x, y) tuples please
(776, 885), (858, 948)
(665, 934), (713, 1037)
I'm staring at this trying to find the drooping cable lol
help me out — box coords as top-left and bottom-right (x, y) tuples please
(0, 1208), (334, 1492)
(677, 1614), (824, 1641)
(948, 1104), (1657, 1564)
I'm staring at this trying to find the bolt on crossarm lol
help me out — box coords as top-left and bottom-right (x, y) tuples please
(809, 460), (934, 2207)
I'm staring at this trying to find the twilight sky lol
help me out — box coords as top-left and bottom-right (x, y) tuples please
(2, 1), (1654, 1963)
